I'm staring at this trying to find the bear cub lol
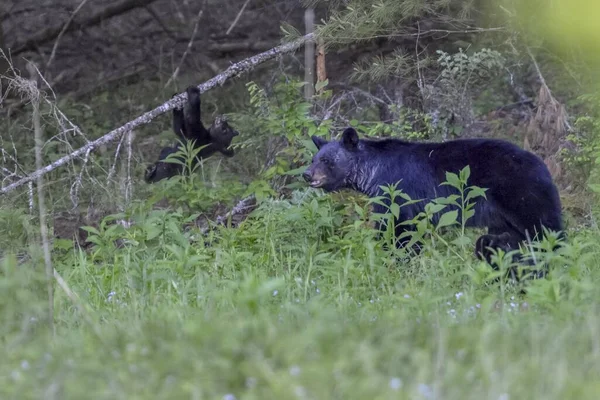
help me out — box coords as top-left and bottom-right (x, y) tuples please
(303, 127), (564, 270)
(145, 86), (239, 183)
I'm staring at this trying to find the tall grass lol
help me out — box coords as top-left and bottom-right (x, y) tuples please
(1, 179), (599, 399)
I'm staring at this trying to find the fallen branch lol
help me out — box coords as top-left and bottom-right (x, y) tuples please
(215, 195), (256, 226)
(197, 195), (257, 236)
(0, 33), (314, 196)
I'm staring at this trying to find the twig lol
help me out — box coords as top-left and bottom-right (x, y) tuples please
(125, 130), (134, 205)
(164, 9), (204, 89)
(69, 147), (92, 210)
(226, 0), (251, 35)
(526, 46), (572, 132)
(144, 5), (177, 40)
(0, 33), (315, 196)
(106, 132), (126, 185)
(27, 63), (55, 335)
(46, 0), (91, 69)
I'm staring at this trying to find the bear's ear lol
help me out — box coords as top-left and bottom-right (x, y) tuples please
(341, 127), (359, 150)
(312, 135), (328, 150)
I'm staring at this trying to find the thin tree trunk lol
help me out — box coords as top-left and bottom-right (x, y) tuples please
(27, 64), (55, 335)
(316, 38), (327, 94)
(303, 8), (315, 100)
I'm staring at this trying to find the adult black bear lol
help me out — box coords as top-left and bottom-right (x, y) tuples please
(144, 86), (239, 183)
(302, 127), (564, 270)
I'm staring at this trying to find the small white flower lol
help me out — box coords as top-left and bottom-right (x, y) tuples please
(289, 365), (301, 376)
(389, 377), (403, 390)
(245, 377), (257, 388)
(294, 386), (307, 398)
(223, 394), (236, 400)
(418, 383), (433, 399)
(404, 294), (411, 299)
(455, 292), (464, 300)
(273, 290), (278, 296)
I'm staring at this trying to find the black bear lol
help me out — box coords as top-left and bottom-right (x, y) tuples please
(302, 127), (564, 271)
(144, 86), (239, 183)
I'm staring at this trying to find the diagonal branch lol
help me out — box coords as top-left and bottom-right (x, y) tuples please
(0, 33), (315, 196)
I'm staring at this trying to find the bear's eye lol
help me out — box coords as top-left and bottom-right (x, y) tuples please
(321, 158), (332, 166)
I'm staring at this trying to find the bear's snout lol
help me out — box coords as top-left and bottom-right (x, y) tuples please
(302, 170), (312, 182)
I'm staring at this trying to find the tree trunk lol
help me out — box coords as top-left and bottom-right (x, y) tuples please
(303, 8), (315, 100)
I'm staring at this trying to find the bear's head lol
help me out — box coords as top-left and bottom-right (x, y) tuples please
(302, 127), (360, 192)
(209, 115), (239, 154)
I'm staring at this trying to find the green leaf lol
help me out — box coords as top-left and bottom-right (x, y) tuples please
(459, 165), (471, 182)
(315, 79), (329, 92)
(284, 165), (308, 176)
(463, 209), (475, 222)
(80, 225), (100, 236)
(436, 210), (458, 230)
(452, 235), (472, 246)
(443, 172), (461, 189)
(434, 195), (460, 205)
(146, 226), (162, 241)
(425, 203), (446, 214)
(465, 186), (488, 202)
(390, 203), (400, 218)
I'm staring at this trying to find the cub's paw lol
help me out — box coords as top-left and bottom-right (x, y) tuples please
(475, 232), (512, 265)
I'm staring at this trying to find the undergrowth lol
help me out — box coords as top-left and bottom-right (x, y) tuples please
(1, 80), (600, 400)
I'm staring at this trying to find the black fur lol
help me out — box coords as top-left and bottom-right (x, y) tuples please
(303, 127), (564, 272)
(145, 86), (239, 183)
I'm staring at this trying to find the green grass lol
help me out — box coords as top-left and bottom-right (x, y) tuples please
(1, 183), (599, 400)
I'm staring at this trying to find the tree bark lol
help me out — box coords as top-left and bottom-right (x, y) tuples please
(303, 8), (315, 100)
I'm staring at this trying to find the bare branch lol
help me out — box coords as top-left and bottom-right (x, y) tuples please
(46, 0), (92, 69)
(164, 9), (204, 89)
(226, 0), (251, 35)
(0, 33), (315, 196)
